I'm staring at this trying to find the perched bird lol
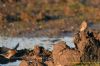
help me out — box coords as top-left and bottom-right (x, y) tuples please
(80, 21), (88, 32)
(0, 43), (19, 59)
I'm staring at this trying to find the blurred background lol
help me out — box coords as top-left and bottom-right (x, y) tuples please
(0, 0), (100, 37)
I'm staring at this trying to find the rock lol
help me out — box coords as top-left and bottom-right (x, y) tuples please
(33, 45), (51, 57)
(52, 41), (80, 66)
(74, 29), (100, 62)
(45, 60), (54, 66)
(33, 55), (42, 62)
(80, 32), (100, 62)
(52, 26), (100, 66)
(33, 45), (41, 55)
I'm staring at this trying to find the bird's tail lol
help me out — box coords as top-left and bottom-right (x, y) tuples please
(13, 43), (19, 50)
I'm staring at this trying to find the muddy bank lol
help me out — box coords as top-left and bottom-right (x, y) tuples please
(20, 29), (100, 66)
(0, 22), (100, 66)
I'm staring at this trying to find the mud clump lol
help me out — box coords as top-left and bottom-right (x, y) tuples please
(52, 41), (81, 66)
(79, 32), (100, 62)
(19, 60), (28, 66)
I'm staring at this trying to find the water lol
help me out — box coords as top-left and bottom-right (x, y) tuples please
(0, 61), (21, 66)
(0, 36), (75, 66)
(0, 36), (75, 50)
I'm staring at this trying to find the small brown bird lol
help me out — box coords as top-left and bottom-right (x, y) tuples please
(80, 21), (88, 32)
